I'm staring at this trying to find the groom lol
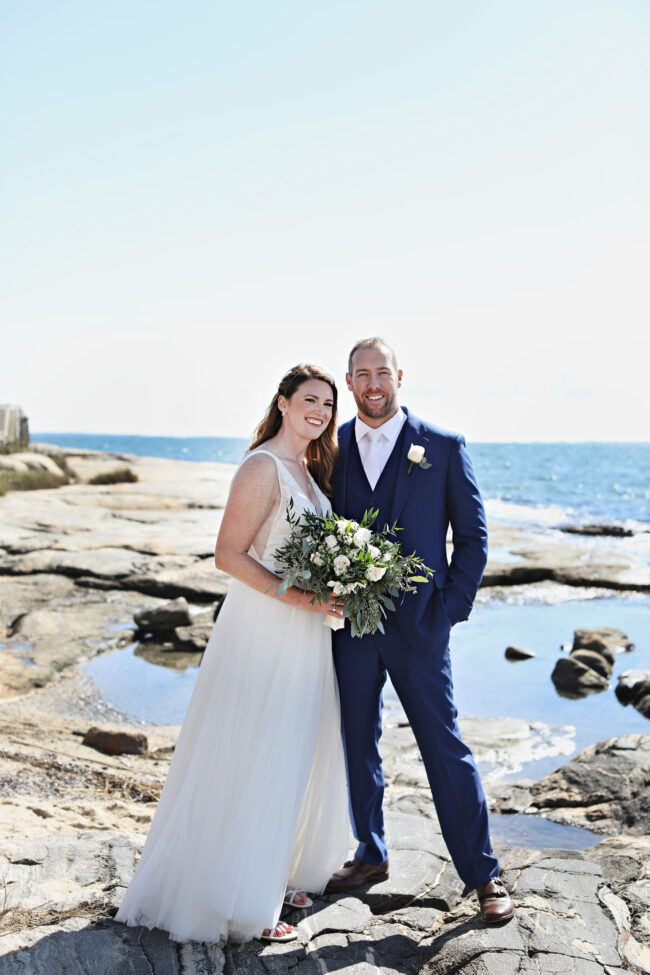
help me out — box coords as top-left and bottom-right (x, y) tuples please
(327, 337), (514, 924)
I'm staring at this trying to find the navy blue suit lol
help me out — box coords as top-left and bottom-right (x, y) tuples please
(333, 408), (499, 889)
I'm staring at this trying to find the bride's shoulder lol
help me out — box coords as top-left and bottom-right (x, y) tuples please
(235, 449), (280, 484)
(229, 451), (281, 507)
(238, 448), (278, 471)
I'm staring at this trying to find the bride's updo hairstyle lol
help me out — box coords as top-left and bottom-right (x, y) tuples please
(249, 364), (338, 496)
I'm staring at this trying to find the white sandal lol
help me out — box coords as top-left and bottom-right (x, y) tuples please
(283, 888), (313, 909)
(260, 921), (297, 943)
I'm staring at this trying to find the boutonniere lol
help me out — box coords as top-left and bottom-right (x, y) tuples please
(407, 443), (431, 475)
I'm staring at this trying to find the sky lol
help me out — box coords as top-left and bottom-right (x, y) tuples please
(1, 0), (648, 442)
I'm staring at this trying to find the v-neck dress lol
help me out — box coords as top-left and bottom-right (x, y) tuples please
(115, 449), (349, 943)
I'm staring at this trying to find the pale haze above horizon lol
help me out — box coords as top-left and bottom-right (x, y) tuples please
(1, 1), (648, 442)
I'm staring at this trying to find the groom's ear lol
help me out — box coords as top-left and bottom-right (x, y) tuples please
(397, 369), (403, 387)
(345, 372), (353, 391)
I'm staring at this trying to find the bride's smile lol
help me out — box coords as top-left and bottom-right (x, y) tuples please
(278, 379), (334, 442)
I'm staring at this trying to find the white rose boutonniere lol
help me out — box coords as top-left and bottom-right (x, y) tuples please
(407, 443), (431, 475)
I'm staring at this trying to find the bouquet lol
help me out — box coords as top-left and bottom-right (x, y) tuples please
(271, 502), (434, 637)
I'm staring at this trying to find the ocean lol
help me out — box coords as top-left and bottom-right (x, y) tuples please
(34, 433), (650, 529)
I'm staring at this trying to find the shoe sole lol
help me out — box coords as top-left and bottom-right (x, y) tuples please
(325, 872), (389, 893)
(482, 910), (515, 924)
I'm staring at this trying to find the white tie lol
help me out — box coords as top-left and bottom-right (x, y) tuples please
(363, 430), (383, 490)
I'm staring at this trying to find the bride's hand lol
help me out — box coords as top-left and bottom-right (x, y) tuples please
(298, 590), (344, 619)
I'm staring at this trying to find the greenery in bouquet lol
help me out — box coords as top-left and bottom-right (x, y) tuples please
(272, 501), (434, 637)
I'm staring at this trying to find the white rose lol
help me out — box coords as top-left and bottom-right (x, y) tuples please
(325, 534), (339, 551)
(353, 527), (372, 548)
(382, 551), (392, 562)
(336, 519), (351, 535)
(350, 521), (359, 531)
(310, 552), (324, 566)
(333, 554), (351, 576)
(407, 443), (425, 464)
(365, 564), (387, 582)
(367, 545), (380, 559)
(327, 580), (345, 596)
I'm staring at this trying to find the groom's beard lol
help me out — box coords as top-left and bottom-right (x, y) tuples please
(353, 389), (398, 423)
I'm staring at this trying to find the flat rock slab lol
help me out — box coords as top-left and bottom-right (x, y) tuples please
(0, 920), (226, 975)
(2, 812), (645, 974)
(0, 587), (157, 696)
(0, 832), (142, 915)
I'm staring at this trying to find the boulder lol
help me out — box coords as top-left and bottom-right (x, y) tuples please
(134, 597), (192, 633)
(551, 655), (609, 697)
(82, 726), (148, 755)
(173, 614), (214, 652)
(573, 637), (616, 665)
(573, 627), (634, 654)
(634, 693), (650, 719)
(569, 648), (613, 680)
(551, 627), (633, 698)
(529, 734), (650, 836)
(615, 669), (650, 706)
(615, 670), (650, 720)
(504, 645), (535, 661)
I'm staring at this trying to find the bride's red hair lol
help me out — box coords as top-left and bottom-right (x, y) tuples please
(249, 364), (338, 496)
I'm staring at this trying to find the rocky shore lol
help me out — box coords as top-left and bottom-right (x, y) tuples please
(1, 448), (649, 974)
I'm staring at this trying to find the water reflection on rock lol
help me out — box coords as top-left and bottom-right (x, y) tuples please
(134, 642), (203, 672)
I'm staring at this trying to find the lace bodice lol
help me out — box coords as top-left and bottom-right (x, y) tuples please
(239, 448), (331, 572)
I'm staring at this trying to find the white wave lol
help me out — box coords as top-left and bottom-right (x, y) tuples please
(484, 497), (649, 535)
(484, 498), (574, 530)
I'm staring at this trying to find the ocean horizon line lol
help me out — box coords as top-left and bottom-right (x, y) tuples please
(32, 432), (650, 447)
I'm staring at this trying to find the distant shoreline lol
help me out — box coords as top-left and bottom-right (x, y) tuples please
(30, 434), (650, 528)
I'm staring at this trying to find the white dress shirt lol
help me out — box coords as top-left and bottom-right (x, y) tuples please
(355, 408), (407, 490)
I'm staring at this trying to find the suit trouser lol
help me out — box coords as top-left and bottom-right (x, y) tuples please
(333, 625), (499, 890)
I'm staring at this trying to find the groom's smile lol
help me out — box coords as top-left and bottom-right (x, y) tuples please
(346, 344), (403, 427)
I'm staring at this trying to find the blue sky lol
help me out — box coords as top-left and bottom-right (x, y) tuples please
(1, 1), (648, 440)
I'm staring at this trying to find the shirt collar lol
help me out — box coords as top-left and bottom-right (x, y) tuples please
(354, 407), (406, 446)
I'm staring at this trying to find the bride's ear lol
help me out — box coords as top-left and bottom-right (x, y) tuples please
(278, 395), (288, 416)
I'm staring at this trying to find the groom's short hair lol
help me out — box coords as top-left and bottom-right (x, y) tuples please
(348, 337), (399, 375)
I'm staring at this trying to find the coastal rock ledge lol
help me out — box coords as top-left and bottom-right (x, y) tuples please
(491, 734), (650, 836)
(2, 735), (650, 974)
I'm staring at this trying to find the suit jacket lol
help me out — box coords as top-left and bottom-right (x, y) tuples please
(333, 407), (488, 652)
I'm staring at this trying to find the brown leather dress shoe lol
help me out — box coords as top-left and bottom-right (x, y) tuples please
(325, 858), (390, 893)
(476, 877), (515, 923)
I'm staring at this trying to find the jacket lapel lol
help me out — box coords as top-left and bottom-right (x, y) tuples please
(336, 420), (354, 515)
(389, 409), (429, 525)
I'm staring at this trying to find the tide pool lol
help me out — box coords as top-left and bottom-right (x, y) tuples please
(83, 591), (650, 782)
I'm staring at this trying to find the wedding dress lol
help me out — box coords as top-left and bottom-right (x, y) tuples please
(116, 450), (349, 943)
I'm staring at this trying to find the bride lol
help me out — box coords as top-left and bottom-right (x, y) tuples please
(115, 364), (349, 944)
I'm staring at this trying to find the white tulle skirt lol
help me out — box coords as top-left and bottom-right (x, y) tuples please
(115, 581), (350, 943)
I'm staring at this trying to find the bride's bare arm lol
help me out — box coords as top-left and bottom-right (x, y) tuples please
(214, 455), (341, 617)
